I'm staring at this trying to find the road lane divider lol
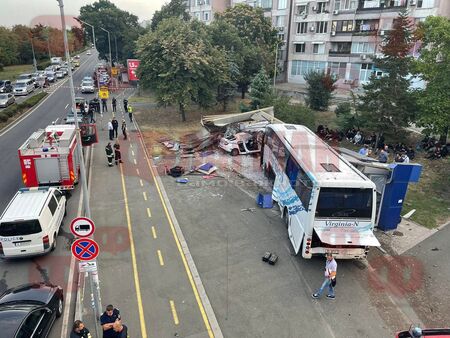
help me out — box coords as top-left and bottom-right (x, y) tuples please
(157, 250), (165, 266)
(169, 300), (180, 325)
(132, 119), (221, 338)
(119, 163), (149, 338)
(134, 158), (137, 165)
(140, 179), (144, 187)
(136, 168), (140, 175)
(147, 207), (152, 218)
(151, 226), (157, 239)
(143, 191), (147, 201)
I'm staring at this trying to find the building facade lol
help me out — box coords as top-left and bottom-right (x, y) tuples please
(287, 0), (450, 88)
(185, 0), (449, 88)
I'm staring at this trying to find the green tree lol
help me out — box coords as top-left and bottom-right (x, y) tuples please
(136, 18), (228, 122)
(358, 11), (417, 139)
(150, 0), (190, 31)
(414, 16), (450, 143)
(250, 68), (272, 109)
(215, 4), (278, 98)
(274, 96), (315, 130)
(79, 0), (143, 63)
(304, 70), (337, 111)
(0, 27), (19, 66)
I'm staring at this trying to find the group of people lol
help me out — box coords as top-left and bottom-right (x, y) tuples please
(421, 136), (449, 160)
(105, 141), (123, 166)
(71, 304), (128, 338)
(100, 97), (134, 123)
(108, 117), (128, 141)
(316, 125), (343, 142)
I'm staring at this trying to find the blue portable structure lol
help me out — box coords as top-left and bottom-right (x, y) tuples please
(338, 148), (422, 231)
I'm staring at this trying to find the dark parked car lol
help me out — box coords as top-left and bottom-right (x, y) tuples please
(0, 282), (63, 338)
(0, 80), (13, 93)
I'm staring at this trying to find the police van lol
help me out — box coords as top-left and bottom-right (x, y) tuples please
(0, 187), (66, 258)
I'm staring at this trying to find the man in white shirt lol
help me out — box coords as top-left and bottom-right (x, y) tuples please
(312, 253), (337, 299)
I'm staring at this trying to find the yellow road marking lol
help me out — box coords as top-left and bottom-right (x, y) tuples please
(132, 150), (135, 156)
(157, 250), (165, 266)
(136, 131), (214, 337)
(134, 159), (137, 165)
(143, 191), (147, 201)
(140, 179), (144, 187)
(170, 300), (180, 325)
(119, 162), (148, 337)
(136, 168), (140, 175)
(151, 226), (157, 239)
(147, 207), (152, 218)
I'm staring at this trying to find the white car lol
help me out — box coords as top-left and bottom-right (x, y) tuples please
(13, 79), (35, 96)
(0, 93), (15, 108)
(87, 51), (91, 55)
(219, 132), (262, 156)
(0, 187), (66, 258)
(81, 81), (95, 93)
(55, 70), (64, 79)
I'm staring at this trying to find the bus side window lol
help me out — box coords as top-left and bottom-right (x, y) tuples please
(294, 169), (313, 210)
(285, 156), (299, 187)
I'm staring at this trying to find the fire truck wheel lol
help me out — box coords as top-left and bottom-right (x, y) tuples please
(51, 234), (57, 251)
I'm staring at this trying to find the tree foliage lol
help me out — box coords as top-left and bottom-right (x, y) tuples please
(150, 0), (190, 31)
(136, 18), (228, 121)
(413, 16), (450, 141)
(250, 68), (272, 109)
(79, 0), (143, 63)
(215, 4), (279, 98)
(358, 11), (417, 137)
(304, 70), (337, 111)
(274, 96), (315, 130)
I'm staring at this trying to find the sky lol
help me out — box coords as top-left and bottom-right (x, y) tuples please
(0, 0), (167, 27)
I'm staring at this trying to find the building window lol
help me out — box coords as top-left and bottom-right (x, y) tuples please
(205, 0), (210, 4)
(297, 22), (308, 34)
(291, 60), (326, 76)
(329, 62), (347, 78)
(355, 19), (379, 32)
(278, 0), (287, 10)
(296, 4), (308, 15)
(330, 42), (352, 54)
(359, 63), (374, 82)
(351, 42), (375, 53)
(334, 0), (357, 10)
(317, 2), (327, 13)
(316, 21), (328, 33)
(331, 20), (354, 32)
(256, 0), (273, 9)
(295, 43), (305, 53)
(278, 33), (285, 41)
(313, 43), (325, 54)
(195, 12), (201, 20)
(275, 16), (285, 27)
(204, 12), (209, 21)
(417, 0), (434, 8)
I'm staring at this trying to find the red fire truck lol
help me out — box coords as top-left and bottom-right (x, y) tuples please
(18, 124), (80, 190)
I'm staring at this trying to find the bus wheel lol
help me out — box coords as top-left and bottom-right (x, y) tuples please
(283, 207), (289, 228)
(231, 149), (239, 156)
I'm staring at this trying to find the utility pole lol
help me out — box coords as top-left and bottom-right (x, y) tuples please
(57, 2), (102, 337)
(100, 27), (112, 69)
(30, 34), (38, 73)
(273, 42), (279, 91)
(114, 35), (118, 63)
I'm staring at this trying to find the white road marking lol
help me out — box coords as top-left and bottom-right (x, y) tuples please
(65, 103), (69, 109)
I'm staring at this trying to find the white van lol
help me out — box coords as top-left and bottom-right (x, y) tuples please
(0, 187), (66, 258)
(13, 79), (35, 96)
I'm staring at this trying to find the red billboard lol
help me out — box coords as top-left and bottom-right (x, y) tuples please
(127, 59), (140, 81)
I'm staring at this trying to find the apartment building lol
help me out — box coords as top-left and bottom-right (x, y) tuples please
(287, 0), (450, 88)
(185, 0), (230, 24)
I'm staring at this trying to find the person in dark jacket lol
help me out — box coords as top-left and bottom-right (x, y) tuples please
(111, 117), (119, 138)
(121, 119), (127, 140)
(100, 304), (121, 338)
(113, 321), (129, 338)
(112, 97), (117, 113)
(105, 143), (114, 167)
(70, 320), (92, 338)
(114, 141), (123, 165)
(123, 98), (128, 112)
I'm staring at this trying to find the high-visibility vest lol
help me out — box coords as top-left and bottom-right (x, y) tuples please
(128, 106), (133, 113)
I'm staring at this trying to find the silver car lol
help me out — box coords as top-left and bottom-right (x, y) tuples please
(81, 81), (95, 93)
(0, 93), (15, 108)
(55, 70), (64, 79)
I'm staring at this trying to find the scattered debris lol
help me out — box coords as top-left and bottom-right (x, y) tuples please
(197, 162), (217, 175)
(431, 247), (439, 251)
(403, 209), (416, 219)
(176, 178), (189, 184)
(262, 251), (278, 265)
(241, 207), (256, 213)
(262, 252), (272, 262)
(256, 193), (273, 209)
(166, 166), (185, 177)
(393, 230), (404, 237)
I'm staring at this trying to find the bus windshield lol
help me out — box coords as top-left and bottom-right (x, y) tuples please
(316, 188), (373, 218)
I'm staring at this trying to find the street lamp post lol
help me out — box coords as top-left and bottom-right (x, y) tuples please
(114, 35), (118, 63)
(57, 2), (102, 338)
(100, 27), (112, 69)
(77, 18), (96, 51)
(30, 35), (38, 73)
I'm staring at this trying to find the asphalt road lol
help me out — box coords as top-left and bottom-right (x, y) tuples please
(0, 50), (99, 338)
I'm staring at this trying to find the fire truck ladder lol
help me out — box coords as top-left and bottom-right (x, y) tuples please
(59, 154), (70, 180)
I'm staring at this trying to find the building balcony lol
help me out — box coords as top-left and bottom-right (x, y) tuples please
(352, 29), (378, 36)
(357, 0), (407, 12)
(328, 50), (352, 57)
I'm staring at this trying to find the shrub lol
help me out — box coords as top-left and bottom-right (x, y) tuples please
(0, 92), (47, 122)
(274, 96), (315, 130)
(335, 102), (351, 116)
(0, 113), (8, 122)
(37, 60), (51, 70)
(304, 70), (337, 111)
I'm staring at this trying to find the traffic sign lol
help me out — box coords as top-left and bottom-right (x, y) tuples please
(71, 238), (99, 261)
(79, 261), (98, 273)
(111, 67), (118, 76)
(70, 217), (95, 237)
(99, 86), (109, 99)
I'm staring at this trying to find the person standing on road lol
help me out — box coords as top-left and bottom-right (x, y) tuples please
(312, 252), (337, 299)
(127, 105), (133, 122)
(113, 321), (129, 338)
(111, 117), (119, 139)
(114, 141), (123, 165)
(105, 143), (114, 167)
(70, 320), (92, 338)
(123, 98), (128, 112)
(102, 98), (108, 112)
(107, 120), (114, 141)
(121, 119), (127, 140)
(112, 97), (117, 113)
(100, 304), (121, 338)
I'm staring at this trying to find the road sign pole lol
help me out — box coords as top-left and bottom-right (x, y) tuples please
(89, 271), (100, 338)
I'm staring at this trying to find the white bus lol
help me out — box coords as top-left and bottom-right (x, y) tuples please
(262, 124), (380, 259)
